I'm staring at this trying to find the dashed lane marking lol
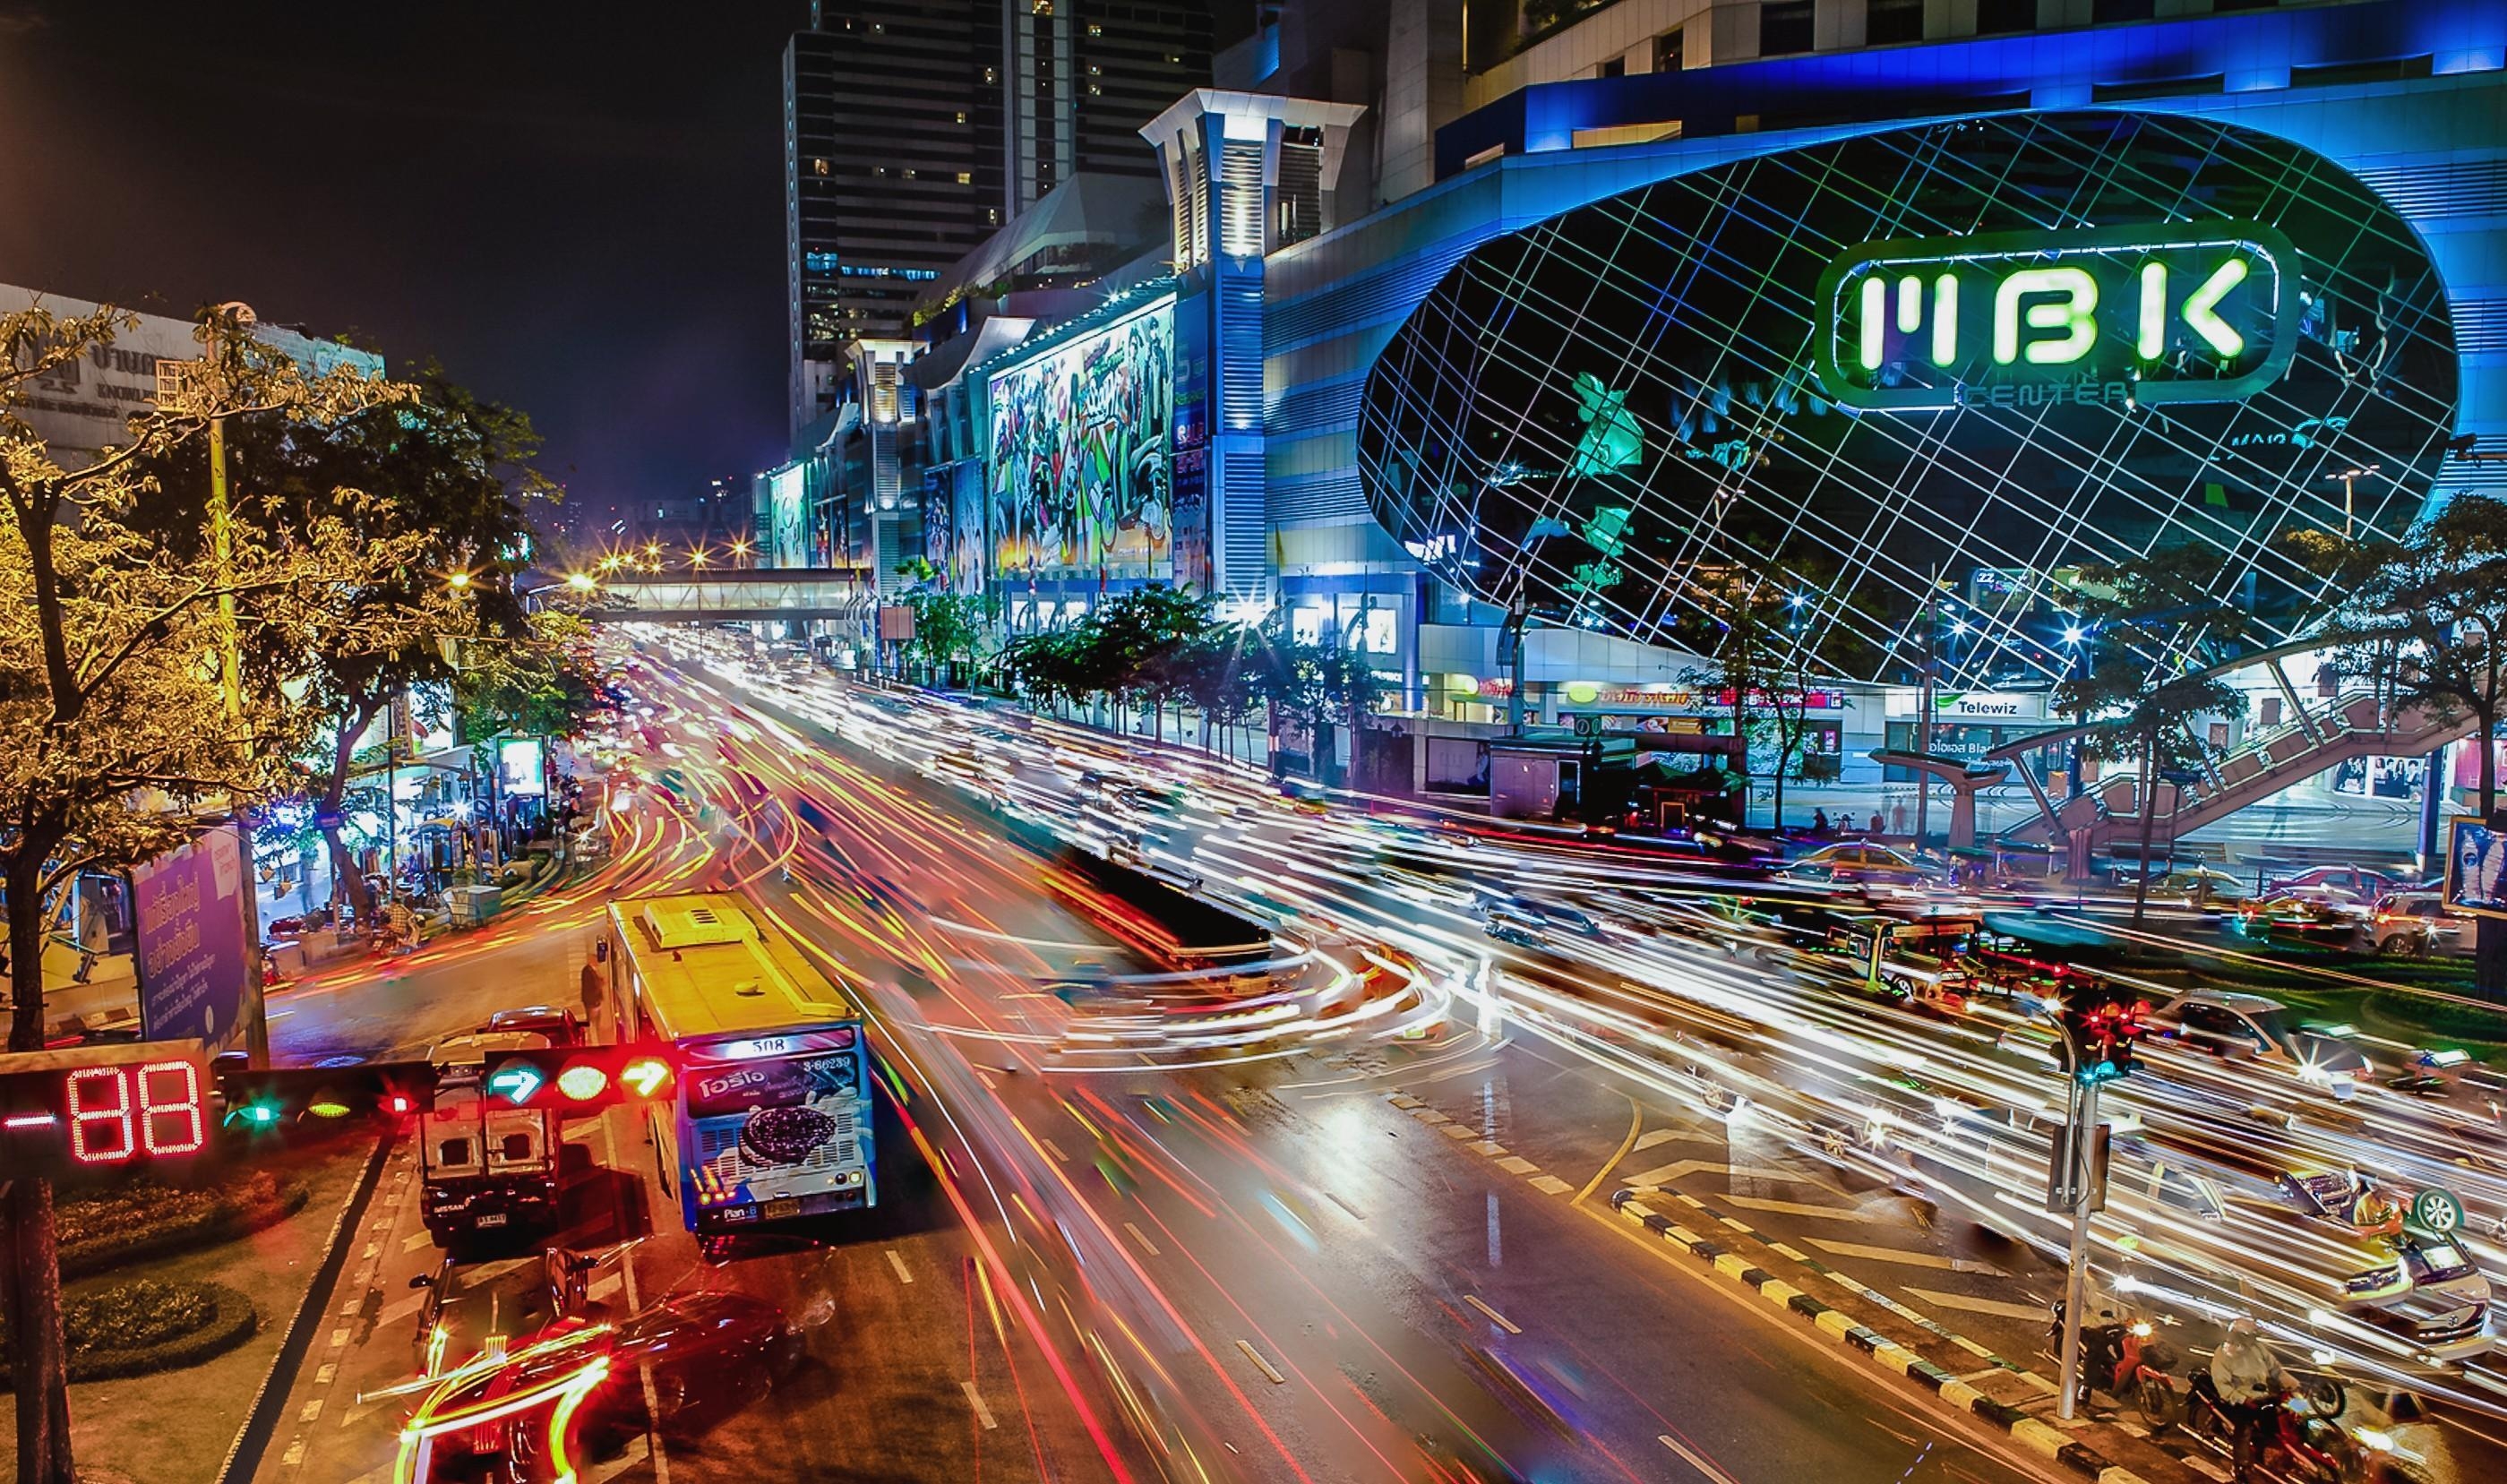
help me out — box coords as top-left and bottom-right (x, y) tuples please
(1439, 1124), (1475, 1140)
(1807, 1238), (2005, 1274)
(1495, 1154), (1539, 1176)
(962, 1380), (999, 1430)
(379, 1293), (426, 1327)
(401, 1231), (434, 1253)
(885, 1248), (914, 1284)
(1528, 1175), (1574, 1196)
(1900, 1286), (2052, 1323)
(1658, 1431), (1745, 1484)
(328, 1327), (350, 1350)
(1235, 1338), (1286, 1385)
(1124, 1221), (1162, 1255)
(1468, 1139), (1507, 1157)
(1464, 1295), (1522, 1334)
(1626, 1159), (1840, 1192)
(1041, 1137), (1070, 1162)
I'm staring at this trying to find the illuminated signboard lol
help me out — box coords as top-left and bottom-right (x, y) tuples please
(0, 1040), (210, 1174)
(2443, 819), (2507, 921)
(1813, 221), (2297, 412)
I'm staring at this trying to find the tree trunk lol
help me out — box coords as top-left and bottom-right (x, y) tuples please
(1771, 745), (1789, 833)
(2481, 708), (2498, 822)
(322, 698), (386, 929)
(4, 836), (75, 1484)
(2131, 725), (2161, 937)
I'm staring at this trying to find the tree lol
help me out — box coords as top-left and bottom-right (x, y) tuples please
(1677, 559), (1883, 832)
(133, 367), (546, 925)
(2051, 546), (2253, 932)
(455, 610), (609, 741)
(2297, 494), (2507, 819)
(1, 301), (410, 1484)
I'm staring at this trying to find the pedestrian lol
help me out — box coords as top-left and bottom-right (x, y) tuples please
(1892, 799), (1910, 833)
(1811, 807), (1831, 837)
(1868, 810), (1885, 836)
(580, 952), (608, 1025)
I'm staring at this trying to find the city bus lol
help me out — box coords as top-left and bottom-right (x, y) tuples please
(604, 892), (877, 1232)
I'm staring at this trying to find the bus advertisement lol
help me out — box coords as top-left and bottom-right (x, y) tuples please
(605, 892), (877, 1232)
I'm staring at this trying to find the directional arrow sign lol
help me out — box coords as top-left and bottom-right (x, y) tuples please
(485, 1060), (545, 1106)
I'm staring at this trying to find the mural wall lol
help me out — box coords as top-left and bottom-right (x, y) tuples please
(987, 299), (1173, 581)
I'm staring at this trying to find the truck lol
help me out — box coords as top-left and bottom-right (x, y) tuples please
(420, 1029), (560, 1252)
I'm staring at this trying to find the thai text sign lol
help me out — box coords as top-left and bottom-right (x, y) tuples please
(133, 830), (250, 1050)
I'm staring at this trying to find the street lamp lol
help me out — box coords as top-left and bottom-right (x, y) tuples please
(446, 570), (472, 590)
(565, 571), (597, 593)
(2325, 464), (2382, 541)
(688, 546), (711, 570)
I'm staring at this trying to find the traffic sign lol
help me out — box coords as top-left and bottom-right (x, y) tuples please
(1, 1041), (210, 1175)
(2409, 1187), (2467, 1236)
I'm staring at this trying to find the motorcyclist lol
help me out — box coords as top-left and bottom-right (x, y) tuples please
(2209, 1317), (2288, 1479)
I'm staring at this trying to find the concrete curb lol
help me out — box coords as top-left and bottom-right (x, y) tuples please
(1610, 1194), (2151, 1484)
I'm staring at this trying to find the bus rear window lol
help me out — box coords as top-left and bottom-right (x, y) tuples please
(685, 1050), (861, 1120)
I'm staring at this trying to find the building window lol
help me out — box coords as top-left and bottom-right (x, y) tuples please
(1598, 56), (1625, 79)
(1653, 29), (1683, 72)
(1086, 21), (1103, 36)
(957, 170), (972, 184)
(812, 158), (828, 176)
(1867, 0), (1924, 45)
(1758, 0), (1813, 57)
(1976, 0), (2038, 35)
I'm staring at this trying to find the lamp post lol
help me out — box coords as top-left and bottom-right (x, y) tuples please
(2326, 464), (2382, 542)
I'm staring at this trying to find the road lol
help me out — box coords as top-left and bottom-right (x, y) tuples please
(254, 640), (2072, 1484)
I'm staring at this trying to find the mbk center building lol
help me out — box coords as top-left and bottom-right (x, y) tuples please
(923, 0), (2503, 796)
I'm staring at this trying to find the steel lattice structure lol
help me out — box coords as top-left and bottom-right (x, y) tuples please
(1358, 111), (2460, 687)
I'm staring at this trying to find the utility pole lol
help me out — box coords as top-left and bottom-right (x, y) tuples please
(2053, 1069), (2101, 1421)
(1914, 568), (1939, 853)
(1504, 590), (1528, 735)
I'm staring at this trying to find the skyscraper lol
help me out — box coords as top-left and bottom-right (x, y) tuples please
(785, 2), (1214, 436)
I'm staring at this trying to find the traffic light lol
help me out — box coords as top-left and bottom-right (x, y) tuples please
(474, 1044), (676, 1113)
(214, 1060), (439, 1131)
(2058, 990), (2150, 1085)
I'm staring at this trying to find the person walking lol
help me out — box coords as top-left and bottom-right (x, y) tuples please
(580, 950), (609, 1031)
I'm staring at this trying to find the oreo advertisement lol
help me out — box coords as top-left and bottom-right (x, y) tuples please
(683, 1027), (871, 1216)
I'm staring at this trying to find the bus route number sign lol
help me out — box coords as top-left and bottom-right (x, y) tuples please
(1814, 220), (2297, 412)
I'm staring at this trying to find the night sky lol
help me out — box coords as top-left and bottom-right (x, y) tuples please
(0, 2), (804, 532)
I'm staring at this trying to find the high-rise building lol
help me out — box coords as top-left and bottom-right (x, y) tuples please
(785, 2), (1214, 436)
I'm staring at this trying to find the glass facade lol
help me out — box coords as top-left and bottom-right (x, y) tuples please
(1355, 111), (2461, 691)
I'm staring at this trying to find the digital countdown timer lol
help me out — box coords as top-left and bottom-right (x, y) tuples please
(0, 1041), (210, 1175)
(1813, 220), (2298, 412)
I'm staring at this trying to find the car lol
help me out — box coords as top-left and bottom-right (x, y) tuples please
(1779, 842), (1944, 887)
(2368, 892), (2465, 956)
(2277, 1170), (2494, 1359)
(2263, 863), (2417, 898)
(2132, 866), (2251, 905)
(485, 1007), (586, 1049)
(2147, 990), (2375, 1077)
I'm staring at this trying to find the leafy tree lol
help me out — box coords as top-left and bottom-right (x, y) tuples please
(2296, 494), (2507, 819)
(134, 367), (547, 924)
(1, 301), (410, 1484)
(1677, 557), (1885, 831)
(455, 610), (609, 741)
(2051, 546), (2253, 931)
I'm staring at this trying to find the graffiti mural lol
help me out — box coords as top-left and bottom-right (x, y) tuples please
(987, 299), (1172, 580)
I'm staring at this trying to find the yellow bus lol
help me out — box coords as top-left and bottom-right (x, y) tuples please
(603, 892), (876, 1232)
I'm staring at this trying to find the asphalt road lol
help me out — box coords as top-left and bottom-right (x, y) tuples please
(253, 644), (2069, 1484)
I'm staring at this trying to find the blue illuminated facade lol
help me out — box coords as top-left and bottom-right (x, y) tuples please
(1258, 0), (2507, 773)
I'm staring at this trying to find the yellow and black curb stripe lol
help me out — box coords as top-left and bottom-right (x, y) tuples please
(1610, 1194), (2151, 1484)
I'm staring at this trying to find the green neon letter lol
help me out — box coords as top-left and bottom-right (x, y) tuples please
(2182, 257), (2248, 358)
(1859, 276), (1886, 371)
(2138, 262), (2167, 358)
(1994, 267), (2098, 365)
(1896, 275), (1922, 334)
(1931, 274), (1958, 366)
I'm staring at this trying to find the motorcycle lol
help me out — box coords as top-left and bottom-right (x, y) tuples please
(2047, 1302), (2181, 1427)
(2181, 1368), (2359, 1483)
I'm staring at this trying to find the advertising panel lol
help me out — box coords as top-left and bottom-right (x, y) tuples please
(133, 829), (251, 1050)
(499, 737), (547, 797)
(988, 298), (1172, 579)
(681, 1028), (871, 1214)
(766, 463), (808, 570)
(2445, 819), (2507, 920)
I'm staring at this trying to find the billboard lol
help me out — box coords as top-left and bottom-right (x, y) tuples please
(987, 298), (1172, 580)
(499, 737), (548, 798)
(2445, 819), (2507, 920)
(133, 828), (252, 1050)
(765, 463), (809, 570)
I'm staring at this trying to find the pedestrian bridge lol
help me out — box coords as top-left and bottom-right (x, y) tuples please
(590, 569), (876, 622)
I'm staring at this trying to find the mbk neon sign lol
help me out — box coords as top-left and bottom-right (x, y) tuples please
(1813, 221), (2298, 412)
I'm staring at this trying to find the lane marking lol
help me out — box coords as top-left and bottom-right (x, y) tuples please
(1323, 1189), (1365, 1222)
(1631, 1128), (1685, 1152)
(1627, 1159), (1840, 1193)
(1439, 1124), (1475, 1139)
(379, 1293), (426, 1327)
(1658, 1432), (1744, 1484)
(401, 1231), (434, 1253)
(1721, 1194), (1880, 1223)
(314, 1363), (337, 1385)
(962, 1380), (999, 1430)
(1528, 1174), (1574, 1196)
(1494, 1155), (1539, 1176)
(1575, 1095), (1645, 1205)
(1468, 1139), (1507, 1157)
(885, 1248), (914, 1285)
(1464, 1295), (1522, 1334)
(328, 1327), (350, 1349)
(1124, 1221), (1162, 1256)
(299, 1399), (324, 1423)
(1042, 1137), (1070, 1162)
(1236, 1338), (1286, 1385)
(1901, 1286), (2051, 1323)
(1807, 1238), (2004, 1274)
